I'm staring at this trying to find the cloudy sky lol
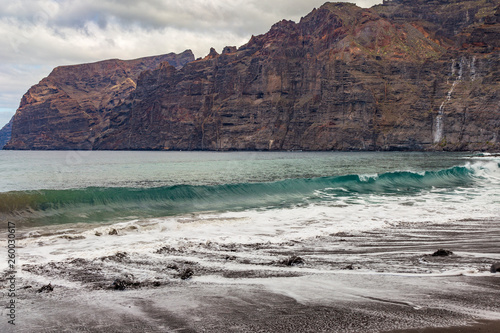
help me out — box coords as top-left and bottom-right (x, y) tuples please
(0, 0), (382, 128)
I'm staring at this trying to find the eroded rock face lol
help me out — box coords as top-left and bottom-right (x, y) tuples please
(0, 119), (12, 149)
(4, 51), (194, 150)
(5, 1), (500, 151)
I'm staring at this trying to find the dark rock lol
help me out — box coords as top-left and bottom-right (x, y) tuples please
(112, 279), (127, 290)
(281, 256), (305, 266)
(167, 263), (179, 270)
(112, 276), (141, 290)
(432, 249), (454, 257)
(491, 263), (500, 273)
(179, 268), (194, 280)
(37, 283), (53, 293)
(205, 47), (219, 59)
(155, 245), (182, 254)
(59, 235), (86, 240)
(69, 258), (88, 265)
(100, 252), (128, 262)
(108, 229), (118, 236)
(95, 231), (102, 236)
(0, 118), (12, 149)
(222, 46), (237, 54)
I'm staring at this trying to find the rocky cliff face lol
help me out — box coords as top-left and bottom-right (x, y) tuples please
(0, 119), (12, 149)
(5, 51), (194, 150)
(5, 0), (500, 151)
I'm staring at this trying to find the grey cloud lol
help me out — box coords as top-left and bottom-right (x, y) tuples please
(1, 0), (381, 36)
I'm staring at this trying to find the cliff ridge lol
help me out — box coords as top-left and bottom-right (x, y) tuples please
(4, 1), (500, 151)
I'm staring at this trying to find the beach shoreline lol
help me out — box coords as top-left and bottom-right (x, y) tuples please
(2, 218), (499, 333)
(2, 272), (499, 333)
(386, 320), (500, 333)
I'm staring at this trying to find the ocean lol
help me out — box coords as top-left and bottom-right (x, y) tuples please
(1, 151), (500, 332)
(0, 151), (498, 229)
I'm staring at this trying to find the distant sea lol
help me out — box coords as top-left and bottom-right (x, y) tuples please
(0, 151), (498, 232)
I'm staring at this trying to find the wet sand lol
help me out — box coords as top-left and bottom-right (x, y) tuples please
(2, 218), (500, 332)
(3, 274), (500, 333)
(387, 320), (500, 333)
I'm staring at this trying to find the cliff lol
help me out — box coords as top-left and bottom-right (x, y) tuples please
(5, 0), (500, 151)
(0, 119), (12, 149)
(5, 50), (194, 150)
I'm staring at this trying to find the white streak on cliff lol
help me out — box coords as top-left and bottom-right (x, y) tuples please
(434, 58), (464, 144)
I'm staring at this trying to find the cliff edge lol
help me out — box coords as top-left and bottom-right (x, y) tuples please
(4, 1), (500, 151)
(0, 119), (12, 149)
(5, 51), (194, 150)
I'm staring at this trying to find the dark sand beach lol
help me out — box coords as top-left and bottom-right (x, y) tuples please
(2, 217), (499, 333)
(389, 320), (500, 333)
(1, 152), (499, 332)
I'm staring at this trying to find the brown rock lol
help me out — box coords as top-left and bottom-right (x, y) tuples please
(4, 1), (500, 152)
(4, 51), (194, 150)
(222, 46), (237, 54)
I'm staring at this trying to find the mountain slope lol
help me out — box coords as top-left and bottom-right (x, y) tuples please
(4, 1), (500, 151)
(0, 119), (12, 149)
(5, 51), (194, 150)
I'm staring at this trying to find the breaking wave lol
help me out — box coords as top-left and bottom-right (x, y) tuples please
(1, 162), (497, 226)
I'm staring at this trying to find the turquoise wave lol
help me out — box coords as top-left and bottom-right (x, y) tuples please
(0, 164), (481, 226)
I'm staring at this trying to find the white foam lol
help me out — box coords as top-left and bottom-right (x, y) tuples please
(359, 173), (379, 182)
(2, 159), (499, 271)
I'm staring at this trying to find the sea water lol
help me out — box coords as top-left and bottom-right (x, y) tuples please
(0, 151), (499, 272)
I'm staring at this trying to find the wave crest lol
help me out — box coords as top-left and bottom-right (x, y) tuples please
(1, 162), (496, 225)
